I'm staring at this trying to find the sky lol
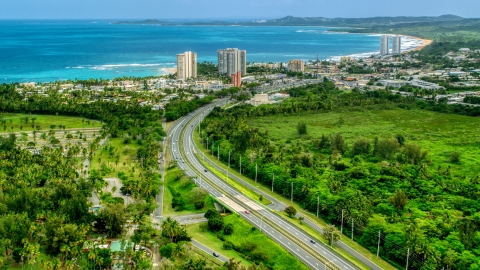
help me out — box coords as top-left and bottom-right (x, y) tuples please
(1, 0), (479, 20)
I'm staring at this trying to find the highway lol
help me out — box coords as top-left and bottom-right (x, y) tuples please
(169, 100), (358, 270)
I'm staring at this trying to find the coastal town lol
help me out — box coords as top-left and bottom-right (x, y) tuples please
(2, 13), (480, 270)
(15, 36), (480, 110)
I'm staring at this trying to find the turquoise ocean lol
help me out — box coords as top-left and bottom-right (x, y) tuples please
(0, 20), (387, 83)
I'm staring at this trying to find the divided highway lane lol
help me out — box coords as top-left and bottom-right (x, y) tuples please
(171, 103), (358, 270)
(183, 109), (358, 270)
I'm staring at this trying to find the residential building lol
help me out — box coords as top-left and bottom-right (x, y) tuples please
(249, 94), (270, 106)
(287, 60), (305, 72)
(392, 36), (402, 55)
(380, 35), (389, 56)
(231, 71), (242, 87)
(176, 51), (197, 80)
(218, 48), (247, 76)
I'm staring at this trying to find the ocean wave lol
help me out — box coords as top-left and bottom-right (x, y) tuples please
(68, 63), (164, 70)
(296, 30), (323, 34)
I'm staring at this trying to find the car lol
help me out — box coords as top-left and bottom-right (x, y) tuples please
(212, 252), (219, 257)
(204, 169), (208, 172)
(244, 210), (250, 214)
(310, 240), (316, 244)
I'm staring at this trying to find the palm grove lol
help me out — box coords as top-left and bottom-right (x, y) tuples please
(0, 84), (225, 269)
(199, 81), (480, 269)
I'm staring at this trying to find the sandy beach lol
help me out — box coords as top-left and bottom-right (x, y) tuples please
(403, 35), (433, 52)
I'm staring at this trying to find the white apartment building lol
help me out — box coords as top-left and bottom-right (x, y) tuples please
(218, 48), (247, 76)
(176, 51), (197, 80)
(380, 35), (389, 56)
(392, 36), (402, 55)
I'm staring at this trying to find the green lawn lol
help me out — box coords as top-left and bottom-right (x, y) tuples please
(0, 113), (102, 133)
(218, 215), (309, 270)
(163, 167), (216, 217)
(185, 221), (251, 266)
(90, 138), (142, 178)
(247, 108), (480, 178)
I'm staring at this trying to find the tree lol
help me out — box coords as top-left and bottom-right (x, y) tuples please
(388, 190), (408, 210)
(322, 224), (341, 246)
(330, 133), (345, 154)
(402, 143), (428, 164)
(297, 121), (307, 135)
(223, 223), (234, 235)
(160, 243), (176, 259)
(374, 138), (399, 159)
(352, 138), (371, 156)
(95, 203), (126, 237)
(285, 206), (297, 218)
(208, 216), (224, 232)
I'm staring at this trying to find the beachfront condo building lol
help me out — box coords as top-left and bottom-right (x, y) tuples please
(176, 51), (197, 80)
(218, 48), (247, 76)
(392, 35), (402, 55)
(288, 59), (305, 72)
(380, 35), (389, 56)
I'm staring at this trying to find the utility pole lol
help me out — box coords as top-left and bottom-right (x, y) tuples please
(206, 137), (209, 150)
(255, 163), (257, 183)
(316, 196), (319, 217)
(351, 218), (354, 240)
(377, 231), (381, 258)
(406, 248), (410, 270)
(291, 182), (294, 202)
(228, 151), (230, 168)
(240, 157), (242, 174)
(271, 173), (274, 192)
(341, 209), (344, 234)
(217, 145), (219, 161)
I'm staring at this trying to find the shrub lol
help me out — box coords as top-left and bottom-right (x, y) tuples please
(374, 138), (399, 159)
(352, 138), (371, 156)
(223, 240), (234, 250)
(285, 206), (297, 217)
(297, 121), (307, 135)
(223, 223), (234, 235)
(194, 201), (205, 209)
(450, 151), (461, 163)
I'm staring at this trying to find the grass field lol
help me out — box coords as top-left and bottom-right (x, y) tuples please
(163, 167), (216, 217)
(90, 138), (142, 178)
(185, 221), (251, 266)
(247, 107), (480, 178)
(0, 113), (102, 133)
(218, 214), (309, 270)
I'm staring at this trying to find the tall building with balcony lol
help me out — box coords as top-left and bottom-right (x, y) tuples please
(392, 35), (402, 55)
(218, 48), (247, 76)
(380, 35), (389, 56)
(288, 59), (304, 72)
(176, 51), (197, 80)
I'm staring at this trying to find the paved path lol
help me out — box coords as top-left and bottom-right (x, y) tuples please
(173, 213), (207, 225)
(192, 240), (228, 263)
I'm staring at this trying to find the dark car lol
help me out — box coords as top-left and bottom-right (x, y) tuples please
(310, 240), (316, 244)
(204, 169), (208, 172)
(213, 252), (219, 257)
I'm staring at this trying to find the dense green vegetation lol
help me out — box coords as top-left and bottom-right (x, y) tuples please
(0, 83), (168, 268)
(163, 167), (215, 216)
(200, 82), (480, 269)
(164, 96), (215, 121)
(202, 212), (308, 270)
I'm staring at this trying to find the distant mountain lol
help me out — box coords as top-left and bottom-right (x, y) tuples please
(237, 14), (464, 27)
(115, 15), (464, 27)
(114, 19), (173, 25)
